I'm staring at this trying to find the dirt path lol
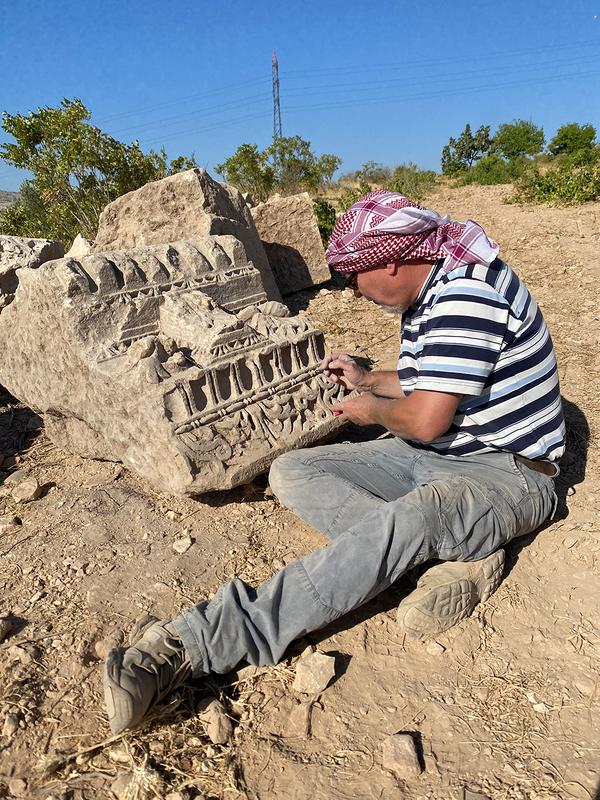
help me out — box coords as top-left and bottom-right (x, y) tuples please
(0, 185), (598, 800)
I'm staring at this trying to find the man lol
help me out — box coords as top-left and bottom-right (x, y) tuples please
(103, 191), (565, 735)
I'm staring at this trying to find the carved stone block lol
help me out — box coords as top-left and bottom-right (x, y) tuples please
(93, 168), (281, 302)
(251, 193), (331, 295)
(0, 236), (344, 495)
(0, 236), (64, 308)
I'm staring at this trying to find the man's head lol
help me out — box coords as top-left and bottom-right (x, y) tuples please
(344, 257), (434, 312)
(325, 190), (499, 309)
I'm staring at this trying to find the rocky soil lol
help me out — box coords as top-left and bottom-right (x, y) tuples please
(0, 185), (598, 800)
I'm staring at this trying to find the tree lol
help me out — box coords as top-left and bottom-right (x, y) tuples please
(441, 124), (492, 175)
(215, 143), (275, 202)
(493, 119), (545, 161)
(355, 161), (392, 184)
(0, 98), (197, 243)
(217, 135), (341, 199)
(548, 123), (597, 156)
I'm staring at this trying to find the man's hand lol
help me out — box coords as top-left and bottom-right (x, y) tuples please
(320, 353), (372, 391)
(332, 393), (378, 425)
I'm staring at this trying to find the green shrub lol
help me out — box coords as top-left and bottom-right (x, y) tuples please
(510, 148), (600, 204)
(387, 162), (438, 200)
(460, 154), (527, 186)
(312, 198), (337, 246)
(338, 178), (372, 211)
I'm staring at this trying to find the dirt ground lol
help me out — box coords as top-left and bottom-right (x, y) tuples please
(0, 184), (598, 800)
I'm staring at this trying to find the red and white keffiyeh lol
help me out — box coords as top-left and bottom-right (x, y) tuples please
(325, 190), (499, 274)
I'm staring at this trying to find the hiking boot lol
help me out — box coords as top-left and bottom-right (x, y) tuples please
(103, 620), (192, 734)
(396, 549), (505, 640)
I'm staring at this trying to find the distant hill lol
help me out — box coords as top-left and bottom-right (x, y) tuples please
(0, 190), (20, 211)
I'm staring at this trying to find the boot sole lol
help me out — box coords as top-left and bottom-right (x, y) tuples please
(396, 549), (505, 640)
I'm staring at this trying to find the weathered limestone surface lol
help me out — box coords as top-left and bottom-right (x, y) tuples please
(251, 193), (331, 295)
(0, 236), (344, 495)
(0, 236), (64, 305)
(93, 168), (281, 302)
(65, 234), (92, 259)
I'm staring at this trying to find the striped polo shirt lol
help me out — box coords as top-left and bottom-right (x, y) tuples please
(397, 259), (566, 461)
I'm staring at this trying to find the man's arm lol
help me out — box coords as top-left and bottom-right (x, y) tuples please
(332, 390), (462, 442)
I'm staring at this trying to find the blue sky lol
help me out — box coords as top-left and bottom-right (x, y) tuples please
(1, 0), (599, 191)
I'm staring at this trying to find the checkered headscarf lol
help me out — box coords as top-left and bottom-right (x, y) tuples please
(325, 190), (499, 274)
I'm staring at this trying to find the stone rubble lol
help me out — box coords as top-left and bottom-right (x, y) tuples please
(2, 712), (19, 739)
(292, 651), (336, 694)
(381, 732), (423, 779)
(11, 476), (41, 503)
(65, 233), (93, 259)
(198, 698), (233, 744)
(251, 192), (331, 295)
(172, 534), (193, 555)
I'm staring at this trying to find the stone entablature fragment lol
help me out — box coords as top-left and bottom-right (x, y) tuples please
(0, 236), (344, 495)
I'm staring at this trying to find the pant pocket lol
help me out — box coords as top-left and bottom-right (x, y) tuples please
(436, 478), (518, 561)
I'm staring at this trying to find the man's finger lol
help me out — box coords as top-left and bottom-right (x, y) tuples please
(332, 402), (345, 416)
(327, 358), (356, 372)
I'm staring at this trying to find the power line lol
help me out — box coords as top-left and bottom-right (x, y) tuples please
(140, 65), (600, 147)
(94, 76), (270, 126)
(92, 39), (600, 141)
(279, 38), (600, 78)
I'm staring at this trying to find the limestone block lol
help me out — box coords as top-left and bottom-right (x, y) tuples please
(0, 236), (345, 496)
(0, 236), (64, 306)
(250, 193), (331, 295)
(65, 233), (92, 258)
(93, 168), (281, 302)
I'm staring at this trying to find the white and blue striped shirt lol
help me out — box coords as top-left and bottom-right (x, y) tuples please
(397, 259), (566, 461)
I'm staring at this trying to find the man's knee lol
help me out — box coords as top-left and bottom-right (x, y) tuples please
(268, 450), (314, 505)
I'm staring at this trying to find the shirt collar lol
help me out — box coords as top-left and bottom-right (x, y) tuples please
(411, 259), (444, 309)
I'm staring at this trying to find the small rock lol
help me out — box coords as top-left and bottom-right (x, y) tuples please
(12, 476), (42, 503)
(573, 675), (596, 697)
(425, 640), (446, 655)
(198, 698), (233, 744)
(108, 748), (132, 765)
(293, 652), (336, 694)
(381, 733), (423, 779)
(166, 510), (181, 521)
(94, 632), (124, 660)
(0, 614), (14, 643)
(2, 712), (19, 738)
(464, 790), (491, 800)
(532, 702), (548, 714)
(7, 645), (33, 665)
(3, 468), (28, 487)
(0, 515), (21, 534)
(7, 778), (27, 797)
(172, 534), (193, 555)
(65, 233), (92, 258)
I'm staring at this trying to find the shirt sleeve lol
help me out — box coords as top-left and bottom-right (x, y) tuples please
(413, 278), (510, 396)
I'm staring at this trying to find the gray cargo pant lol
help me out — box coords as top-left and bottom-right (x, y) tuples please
(172, 437), (557, 678)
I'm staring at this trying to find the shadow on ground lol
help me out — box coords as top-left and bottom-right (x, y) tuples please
(0, 385), (43, 486)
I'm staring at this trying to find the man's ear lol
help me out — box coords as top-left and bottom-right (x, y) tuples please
(385, 260), (400, 275)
